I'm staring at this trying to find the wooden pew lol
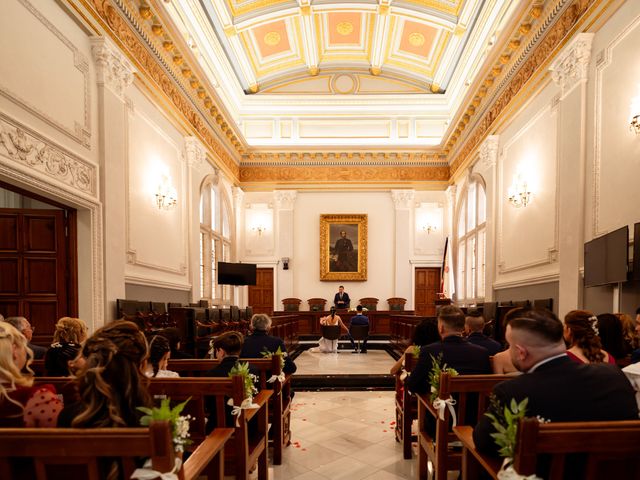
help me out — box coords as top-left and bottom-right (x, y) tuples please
(168, 356), (293, 465)
(417, 372), (512, 480)
(0, 420), (233, 480)
(454, 418), (640, 479)
(394, 351), (416, 459)
(148, 376), (272, 480)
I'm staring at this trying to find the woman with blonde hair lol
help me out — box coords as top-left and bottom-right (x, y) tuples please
(0, 322), (61, 426)
(564, 310), (615, 364)
(44, 317), (89, 377)
(52, 317), (88, 344)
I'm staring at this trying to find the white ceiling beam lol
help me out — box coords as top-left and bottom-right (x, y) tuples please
(370, 0), (392, 75)
(297, 0), (319, 74)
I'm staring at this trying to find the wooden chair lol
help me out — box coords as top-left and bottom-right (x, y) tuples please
(282, 298), (302, 312)
(417, 372), (512, 480)
(148, 376), (272, 480)
(349, 325), (369, 352)
(387, 297), (407, 311)
(0, 420), (233, 480)
(359, 297), (379, 311)
(394, 351), (416, 459)
(454, 418), (640, 480)
(307, 298), (327, 312)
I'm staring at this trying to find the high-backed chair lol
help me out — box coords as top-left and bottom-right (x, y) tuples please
(359, 297), (379, 311)
(282, 298), (302, 311)
(307, 298), (327, 312)
(533, 297), (553, 311)
(387, 297), (407, 311)
(350, 325), (369, 353)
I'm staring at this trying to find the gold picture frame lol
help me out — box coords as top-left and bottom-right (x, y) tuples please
(320, 214), (367, 281)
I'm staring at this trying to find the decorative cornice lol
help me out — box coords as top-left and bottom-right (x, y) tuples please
(448, 0), (598, 177)
(183, 136), (205, 167)
(479, 135), (500, 169)
(90, 37), (135, 100)
(274, 190), (297, 210)
(239, 165), (450, 184)
(240, 151), (447, 166)
(0, 113), (97, 196)
(390, 190), (415, 209)
(549, 32), (594, 96)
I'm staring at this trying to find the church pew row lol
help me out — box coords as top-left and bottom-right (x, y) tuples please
(417, 372), (512, 480)
(394, 351), (416, 459)
(454, 418), (640, 480)
(0, 420), (233, 480)
(167, 357), (293, 465)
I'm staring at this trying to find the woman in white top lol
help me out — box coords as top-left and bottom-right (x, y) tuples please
(313, 307), (348, 353)
(146, 335), (179, 378)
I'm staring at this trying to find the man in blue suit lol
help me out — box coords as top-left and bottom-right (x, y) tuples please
(349, 305), (369, 353)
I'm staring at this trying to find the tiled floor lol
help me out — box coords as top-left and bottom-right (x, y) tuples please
(294, 347), (396, 375)
(269, 390), (416, 480)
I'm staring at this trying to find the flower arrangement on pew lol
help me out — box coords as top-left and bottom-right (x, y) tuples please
(428, 353), (458, 402)
(229, 361), (258, 399)
(261, 346), (286, 383)
(137, 397), (192, 453)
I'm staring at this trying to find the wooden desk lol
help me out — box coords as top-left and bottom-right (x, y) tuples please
(272, 310), (415, 336)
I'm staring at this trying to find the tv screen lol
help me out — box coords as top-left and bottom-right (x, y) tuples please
(634, 222), (640, 281)
(217, 262), (257, 286)
(584, 226), (628, 287)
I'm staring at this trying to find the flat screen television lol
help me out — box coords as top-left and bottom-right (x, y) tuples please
(633, 222), (640, 281)
(217, 262), (257, 286)
(583, 225), (628, 287)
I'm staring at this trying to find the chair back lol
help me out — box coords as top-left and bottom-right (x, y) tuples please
(350, 325), (369, 340)
(321, 325), (341, 340)
(359, 297), (379, 311)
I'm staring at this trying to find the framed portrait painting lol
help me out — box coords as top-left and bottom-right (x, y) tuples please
(320, 214), (367, 281)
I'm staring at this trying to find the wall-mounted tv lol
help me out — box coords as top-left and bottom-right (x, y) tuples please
(217, 262), (257, 286)
(584, 226), (629, 287)
(633, 222), (640, 281)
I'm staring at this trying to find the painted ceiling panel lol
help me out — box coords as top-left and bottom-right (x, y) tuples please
(399, 20), (439, 59)
(253, 20), (291, 57)
(327, 12), (363, 45)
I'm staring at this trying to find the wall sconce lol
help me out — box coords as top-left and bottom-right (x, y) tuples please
(252, 225), (267, 236)
(507, 173), (532, 208)
(631, 115), (640, 134)
(422, 223), (437, 234)
(155, 174), (177, 210)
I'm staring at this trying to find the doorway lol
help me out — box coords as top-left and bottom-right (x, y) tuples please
(248, 268), (274, 315)
(414, 267), (440, 316)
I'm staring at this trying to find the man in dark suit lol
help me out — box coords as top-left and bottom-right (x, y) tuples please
(405, 305), (492, 395)
(349, 305), (369, 353)
(240, 314), (297, 374)
(473, 309), (638, 465)
(465, 311), (502, 356)
(3, 316), (47, 359)
(333, 231), (355, 271)
(333, 285), (350, 309)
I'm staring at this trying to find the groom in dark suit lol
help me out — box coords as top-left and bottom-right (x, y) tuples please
(473, 308), (638, 459)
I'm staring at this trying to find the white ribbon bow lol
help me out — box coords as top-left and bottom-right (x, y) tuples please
(498, 459), (543, 480)
(130, 457), (182, 480)
(227, 397), (260, 427)
(432, 397), (457, 427)
(267, 372), (286, 384)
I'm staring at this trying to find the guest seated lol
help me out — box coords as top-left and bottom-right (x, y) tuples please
(2, 316), (46, 359)
(473, 308), (638, 478)
(240, 314), (297, 374)
(491, 307), (524, 375)
(349, 305), (370, 354)
(44, 316), (89, 377)
(159, 327), (193, 359)
(632, 307), (640, 364)
(617, 312), (639, 355)
(0, 322), (61, 427)
(313, 307), (348, 353)
(52, 316), (89, 344)
(464, 311), (502, 356)
(57, 320), (152, 428)
(145, 335), (179, 378)
(405, 305), (491, 395)
(597, 313), (630, 363)
(390, 318), (439, 375)
(564, 310), (615, 364)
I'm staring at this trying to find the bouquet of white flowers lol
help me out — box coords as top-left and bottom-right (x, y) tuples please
(137, 397), (192, 453)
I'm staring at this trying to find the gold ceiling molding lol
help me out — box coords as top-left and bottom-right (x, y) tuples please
(83, 0), (243, 179)
(240, 151), (447, 165)
(239, 165), (450, 184)
(447, 0), (599, 176)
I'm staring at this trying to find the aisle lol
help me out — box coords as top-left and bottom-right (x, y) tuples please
(269, 391), (416, 480)
(294, 349), (395, 375)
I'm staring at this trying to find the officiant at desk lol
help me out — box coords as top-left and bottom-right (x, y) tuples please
(334, 286), (350, 309)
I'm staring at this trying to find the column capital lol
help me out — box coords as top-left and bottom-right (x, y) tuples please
(90, 37), (135, 100)
(549, 33), (594, 96)
(390, 189), (415, 209)
(184, 136), (206, 167)
(274, 190), (297, 210)
(479, 135), (499, 169)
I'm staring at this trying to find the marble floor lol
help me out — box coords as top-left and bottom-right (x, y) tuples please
(294, 347), (396, 375)
(269, 390), (417, 480)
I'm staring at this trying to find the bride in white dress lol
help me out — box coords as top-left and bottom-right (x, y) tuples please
(313, 307), (348, 353)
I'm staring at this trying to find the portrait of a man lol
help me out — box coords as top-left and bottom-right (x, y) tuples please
(331, 226), (357, 272)
(320, 214), (367, 281)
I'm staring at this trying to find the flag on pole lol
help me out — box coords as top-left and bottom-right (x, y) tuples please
(441, 237), (455, 299)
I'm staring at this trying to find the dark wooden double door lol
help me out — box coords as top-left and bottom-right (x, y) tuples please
(0, 209), (76, 344)
(414, 267), (441, 316)
(248, 268), (274, 315)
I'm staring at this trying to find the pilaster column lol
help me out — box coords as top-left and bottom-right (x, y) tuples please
(274, 190), (297, 303)
(391, 189), (415, 303)
(232, 186), (246, 307)
(91, 37), (135, 320)
(183, 136), (206, 302)
(478, 135), (499, 301)
(549, 33), (594, 316)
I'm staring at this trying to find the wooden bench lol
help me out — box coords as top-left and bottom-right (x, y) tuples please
(168, 357), (293, 465)
(417, 372), (511, 480)
(0, 420), (233, 480)
(148, 376), (272, 480)
(454, 418), (640, 479)
(394, 351), (416, 459)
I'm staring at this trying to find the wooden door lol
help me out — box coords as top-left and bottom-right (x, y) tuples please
(414, 267), (441, 316)
(248, 268), (274, 315)
(0, 209), (76, 344)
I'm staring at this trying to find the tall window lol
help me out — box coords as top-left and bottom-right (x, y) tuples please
(455, 177), (486, 304)
(200, 177), (232, 303)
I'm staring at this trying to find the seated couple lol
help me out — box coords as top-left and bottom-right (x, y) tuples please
(312, 306), (369, 353)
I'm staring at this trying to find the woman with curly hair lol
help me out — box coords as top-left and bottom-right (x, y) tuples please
(0, 322), (61, 427)
(44, 317), (89, 377)
(564, 310), (614, 364)
(57, 320), (152, 428)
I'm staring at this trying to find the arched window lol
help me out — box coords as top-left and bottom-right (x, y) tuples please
(455, 176), (486, 304)
(200, 176), (233, 303)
